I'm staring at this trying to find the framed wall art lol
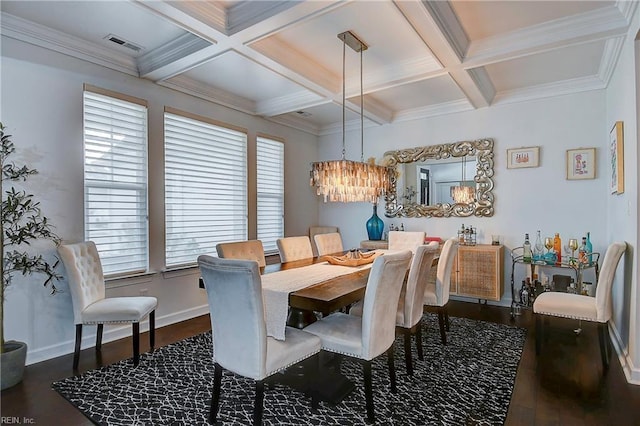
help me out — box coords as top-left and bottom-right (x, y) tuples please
(609, 121), (624, 194)
(507, 146), (540, 169)
(566, 148), (596, 180)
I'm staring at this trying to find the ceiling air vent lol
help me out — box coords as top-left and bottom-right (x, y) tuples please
(104, 34), (143, 52)
(295, 111), (312, 117)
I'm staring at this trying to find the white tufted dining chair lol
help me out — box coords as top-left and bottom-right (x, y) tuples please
(313, 232), (344, 256)
(57, 241), (157, 369)
(423, 238), (459, 344)
(533, 241), (626, 370)
(305, 250), (412, 423)
(276, 236), (314, 262)
(198, 255), (322, 425)
(216, 239), (266, 267)
(309, 226), (339, 256)
(349, 243), (438, 375)
(388, 231), (426, 253)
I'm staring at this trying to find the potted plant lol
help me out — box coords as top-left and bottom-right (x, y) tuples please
(1, 122), (61, 390)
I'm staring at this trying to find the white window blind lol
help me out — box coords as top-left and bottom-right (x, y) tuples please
(257, 136), (284, 253)
(164, 111), (248, 267)
(83, 89), (149, 276)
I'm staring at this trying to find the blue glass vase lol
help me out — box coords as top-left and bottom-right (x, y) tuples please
(366, 204), (384, 241)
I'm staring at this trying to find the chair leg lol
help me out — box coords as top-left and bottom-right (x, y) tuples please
(311, 353), (321, 411)
(387, 345), (397, 393)
(535, 314), (542, 355)
(444, 306), (450, 331)
(363, 360), (375, 423)
(209, 363), (223, 424)
(132, 322), (140, 366)
(253, 380), (265, 426)
(598, 322), (610, 370)
(95, 324), (103, 351)
(149, 310), (156, 351)
(403, 328), (413, 376)
(415, 321), (424, 361)
(437, 308), (447, 345)
(73, 324), (83, 370)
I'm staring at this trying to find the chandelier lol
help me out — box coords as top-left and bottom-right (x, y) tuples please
(451, 154), (475, 203)
(310, 30), (391, 203)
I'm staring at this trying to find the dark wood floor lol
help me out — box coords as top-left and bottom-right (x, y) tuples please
(2, 300), (639, 425)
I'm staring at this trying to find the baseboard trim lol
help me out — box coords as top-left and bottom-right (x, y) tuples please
(609, 321), (640, 385)
(25, 304), (210, 365)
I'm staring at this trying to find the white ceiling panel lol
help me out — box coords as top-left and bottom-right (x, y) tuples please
(366, 75), (467, 112)
(483, 40), (606, 92)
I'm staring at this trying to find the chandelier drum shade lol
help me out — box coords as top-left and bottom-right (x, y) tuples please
(310, 30), (391, 203)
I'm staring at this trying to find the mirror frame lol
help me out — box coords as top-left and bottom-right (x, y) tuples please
(382, 138), (494, 218)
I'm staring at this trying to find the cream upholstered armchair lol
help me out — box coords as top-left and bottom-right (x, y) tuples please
(216, 239), (266, 267)
(423, 238), (459, 344)
(313, 232), (344, 256)
(198, 255), (322, 425)
(350, 243), (438, 375)
(309, 226), (339, 256)
(57, 241), (157, 369)
(533, 241), (626, 370)
(388, 231), (426, 253)
(276, 236), (314, 262)
(305, 250), (412, 423)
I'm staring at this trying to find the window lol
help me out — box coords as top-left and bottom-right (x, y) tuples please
(256, 136), (284, 253)
(83, 86), (149, 276)
(164, 109), (248, 267)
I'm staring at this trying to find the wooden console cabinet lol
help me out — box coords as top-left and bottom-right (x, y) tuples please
(451, 244), (504, 301)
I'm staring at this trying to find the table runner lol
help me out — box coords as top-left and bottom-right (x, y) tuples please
(262, 262), (373, 340)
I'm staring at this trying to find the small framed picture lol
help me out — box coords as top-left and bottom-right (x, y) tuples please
(609, 121), (624, 194)
(507, 146), (540, 169)
(566, 148), (596, 180)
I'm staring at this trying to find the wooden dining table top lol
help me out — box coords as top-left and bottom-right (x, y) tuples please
(262, 254), (372, 316)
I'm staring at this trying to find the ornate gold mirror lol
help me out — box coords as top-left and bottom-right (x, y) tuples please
(382, 139), (494, 218)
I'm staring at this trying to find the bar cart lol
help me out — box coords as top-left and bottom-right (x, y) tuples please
(510, 246), (600, 319)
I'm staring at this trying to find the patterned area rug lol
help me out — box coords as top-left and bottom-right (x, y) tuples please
(52, 314), (526, 425)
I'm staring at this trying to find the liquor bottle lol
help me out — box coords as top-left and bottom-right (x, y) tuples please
(400, 223), (405, 231)
(523, 233), (532, 263)
(553, 233), (562, 264)
(585, 231), (593, 264)
(578, 237), (587, 264)
(459, 224), (465, 244)
(533, 230), (544, 261)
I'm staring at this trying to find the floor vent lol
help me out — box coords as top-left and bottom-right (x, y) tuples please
(104, 34), (143, 52)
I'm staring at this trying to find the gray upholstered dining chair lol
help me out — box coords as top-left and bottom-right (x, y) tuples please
(309, 225), (339, 256)
(305, 250), (412, 423)
(349, 243), (438, 375)
(388, 231), (426, 253)
(197, 255), (322, 425)
(313, 232), (344, 256)
(57, 241), (157, 369)
(276, 236), (314, 262)
(423, 238), (459, 344)
(533, 241), (626, 370)
(216, 239), (266, 267)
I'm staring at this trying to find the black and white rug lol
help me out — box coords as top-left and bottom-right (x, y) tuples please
(52, 314), (526, 425)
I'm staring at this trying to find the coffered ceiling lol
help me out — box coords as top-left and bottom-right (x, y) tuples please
(1, 1), (636, 135)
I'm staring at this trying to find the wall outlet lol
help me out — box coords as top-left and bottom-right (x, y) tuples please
(139, 288), (149, 296)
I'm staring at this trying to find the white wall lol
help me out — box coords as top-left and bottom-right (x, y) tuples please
(320, 90), (608, 260)
(0, 37), (319, 364)
(605, 7), (640, 384)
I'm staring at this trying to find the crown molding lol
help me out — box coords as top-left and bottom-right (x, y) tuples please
(599, 36), (626, 86)
(159, 75), (256, 115)
(0, 12), (138, 76)
(265, 114), (321, 136)
(256, 91), (326, 116)
(465, 6), (629, 68)
(392, 99), (473, 123)
(617, 0), (639, 23)
(492, 75), (605, 106)
(137, 33), (213, 77)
